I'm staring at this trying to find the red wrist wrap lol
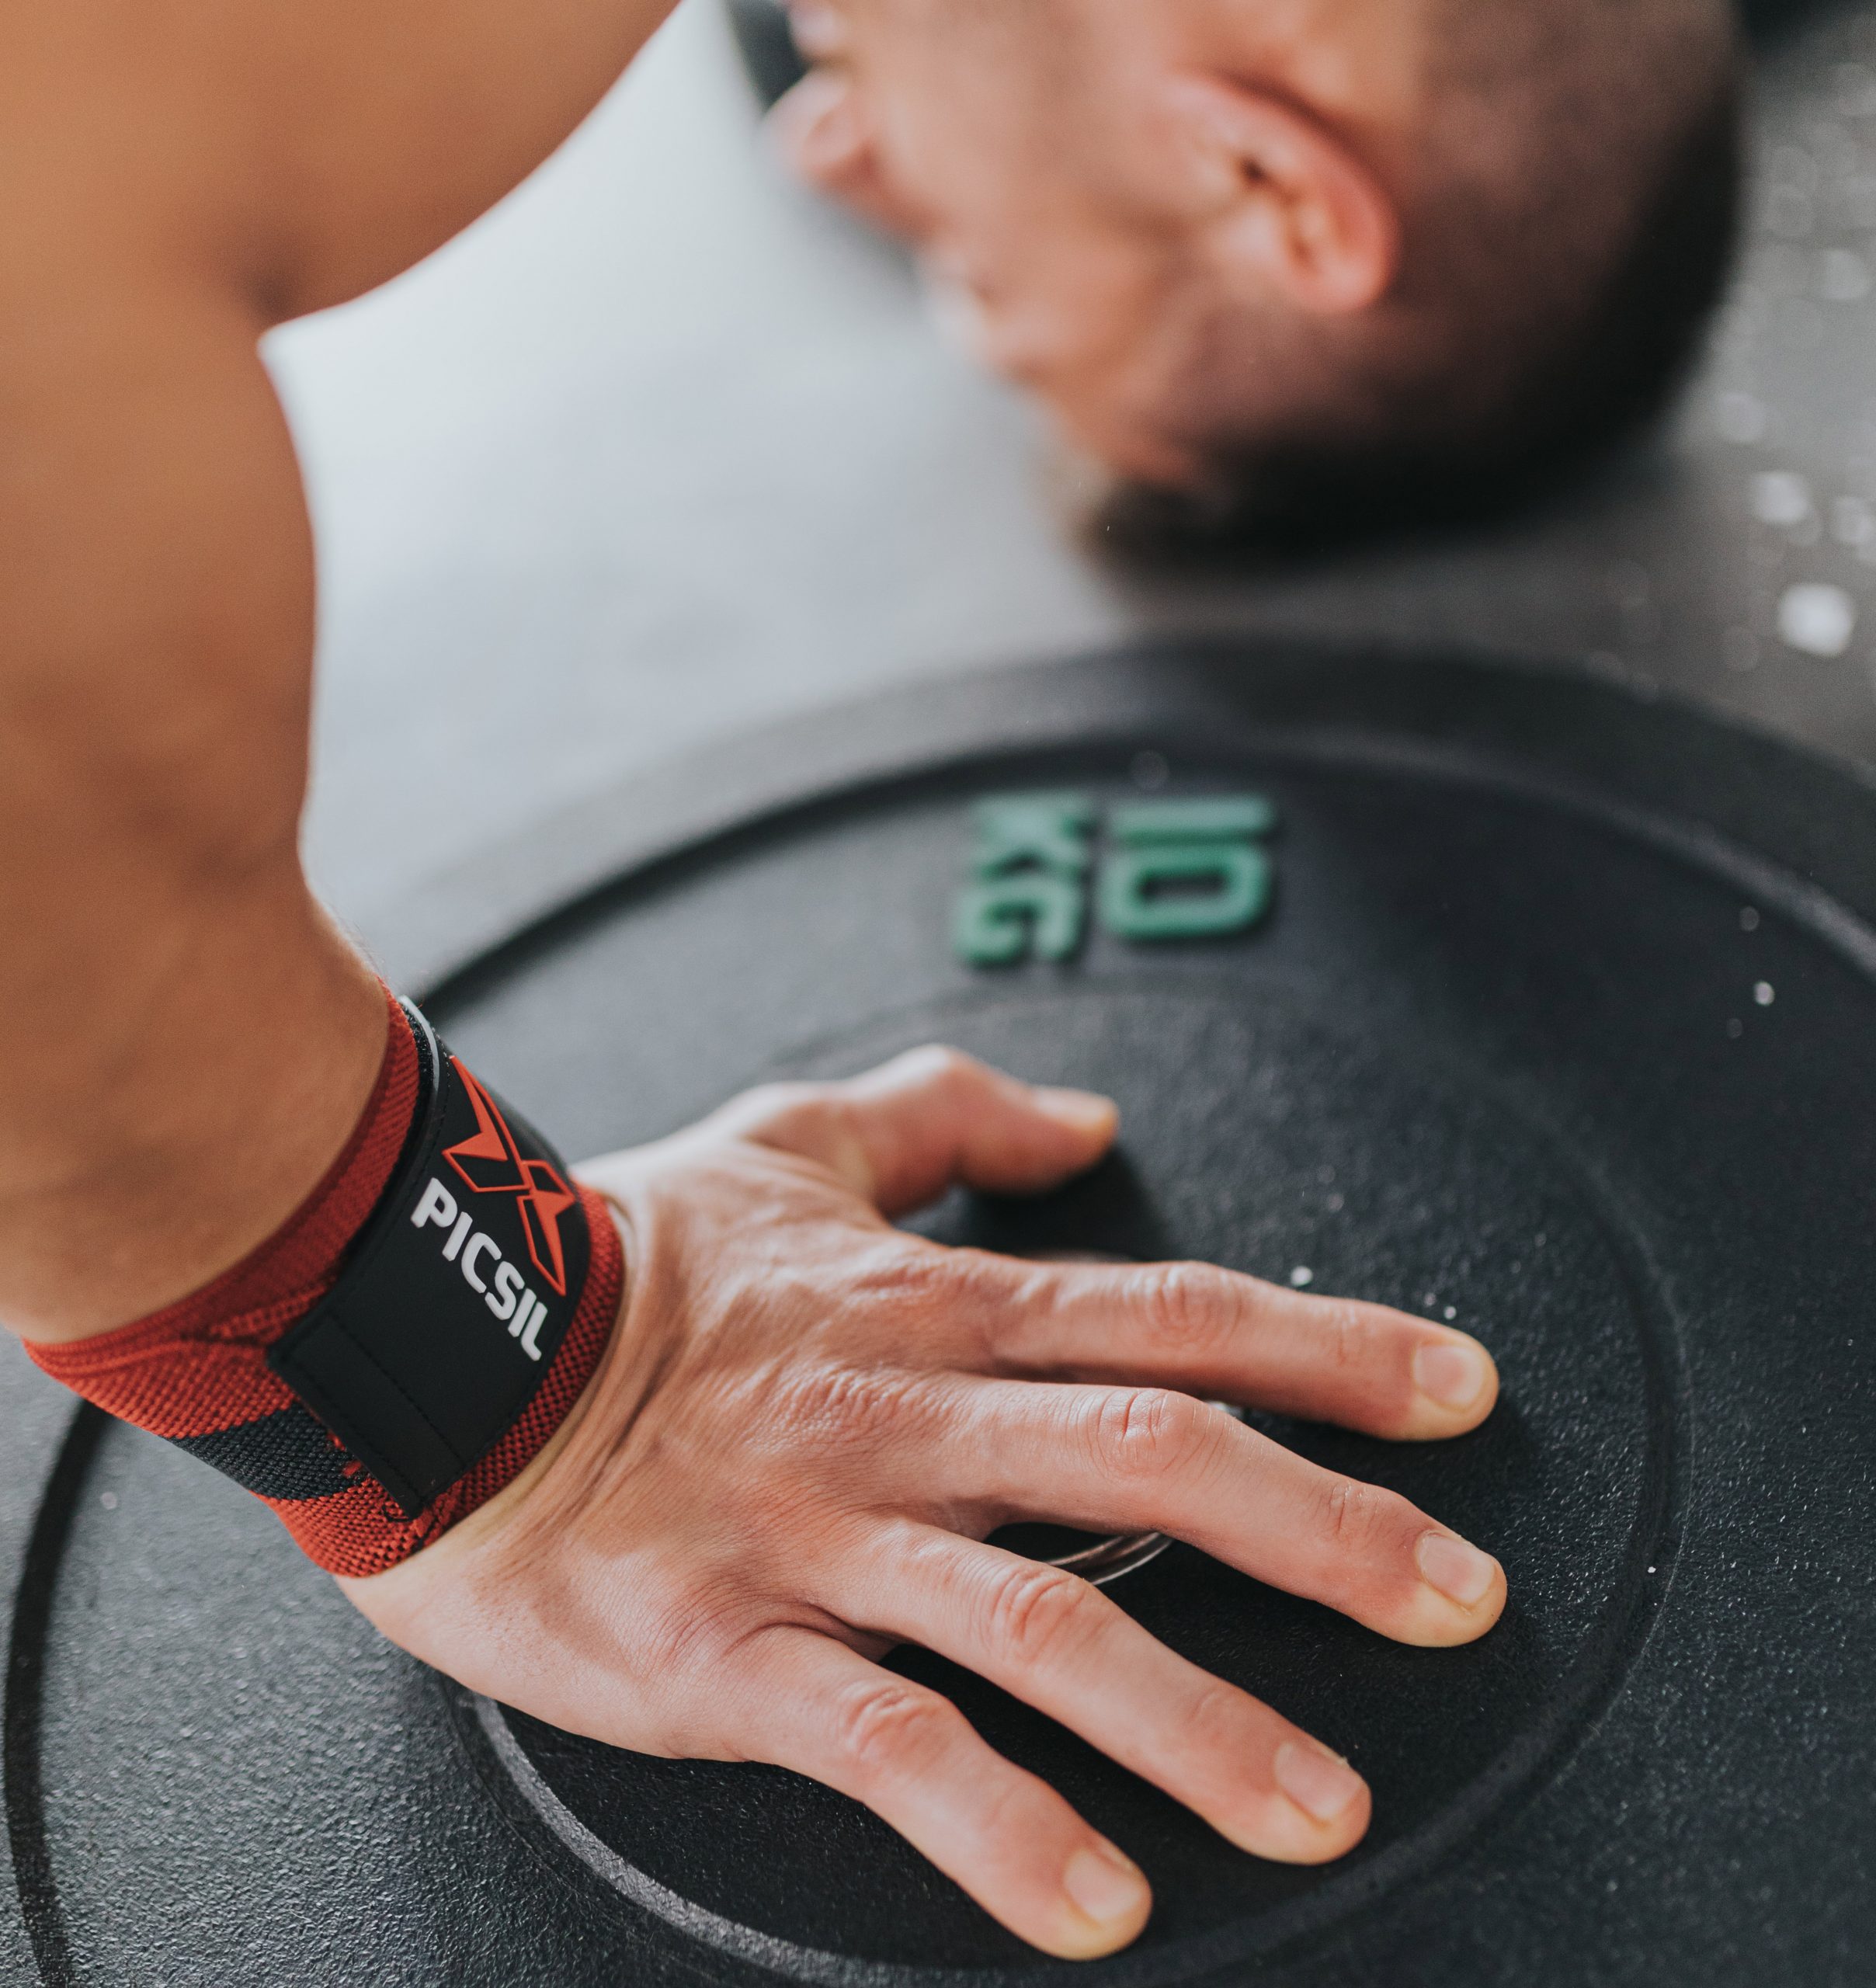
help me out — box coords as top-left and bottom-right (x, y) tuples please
(26, 984), (622, 1578)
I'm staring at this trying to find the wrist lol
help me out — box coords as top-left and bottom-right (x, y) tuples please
(26, 991), (627, 1577)
(6, 898), (384, 1342)
(339, 1194), (634, 1604)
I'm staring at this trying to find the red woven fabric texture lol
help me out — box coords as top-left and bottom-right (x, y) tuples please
(24, 985), (620, 1578)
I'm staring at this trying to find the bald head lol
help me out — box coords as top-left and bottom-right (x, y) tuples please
(777, 0), (1744, 544)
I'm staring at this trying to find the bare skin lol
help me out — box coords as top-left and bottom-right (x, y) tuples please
(0, 0), (1500, 1955)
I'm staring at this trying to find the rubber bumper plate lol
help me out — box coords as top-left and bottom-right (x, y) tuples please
(7, 646), (1875, 1986)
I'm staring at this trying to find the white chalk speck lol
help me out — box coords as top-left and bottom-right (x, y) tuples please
(1443, 1305), (1458, 1322)
(1289, 1266), (1314, 1288)
(1740, 906), (1761, 931)
(1753, 470), (1814, 527)
(1777, 582), (1857, 657)
(1755, 981), (1776, 1006)
(99, 1491), (117, 1510)
(1325, 1191), (1345, 1213)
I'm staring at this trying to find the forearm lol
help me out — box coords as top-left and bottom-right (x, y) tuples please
(0, 263), (380, 1342)
(0, 852), (385, 1345)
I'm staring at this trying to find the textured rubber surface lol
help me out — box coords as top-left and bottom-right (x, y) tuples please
(5, 646), (1874, 1986)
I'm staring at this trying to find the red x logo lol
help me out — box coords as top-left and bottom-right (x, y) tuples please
(443, 1061), (576, 1296)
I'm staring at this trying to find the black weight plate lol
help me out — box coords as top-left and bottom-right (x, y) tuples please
(488, 978), (1680, 1978)
(7, 647), (1876, 1987)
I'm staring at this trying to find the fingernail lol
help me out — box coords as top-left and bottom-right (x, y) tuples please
(1412, 1340), (1491, 1411)
(1063, 1843), (1149, 1928)
(1273, 1741), (1366, 1825)
(1037, 1086), (1118, 1135)
(1416, 1531), (1500, 1607)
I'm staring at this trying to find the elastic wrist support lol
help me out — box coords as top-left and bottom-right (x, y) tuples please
(27, 985), (622, 1577)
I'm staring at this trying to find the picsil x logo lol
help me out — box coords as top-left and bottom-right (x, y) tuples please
(443, 1062), (577, 1296)
(954, 790), (1277, 967)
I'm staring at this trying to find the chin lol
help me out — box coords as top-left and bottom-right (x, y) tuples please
(1054, 407), (1203, 490)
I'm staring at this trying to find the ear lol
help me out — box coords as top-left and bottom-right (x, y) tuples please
(770, 69), (924, 239)
(1162, 72), (1401, 315)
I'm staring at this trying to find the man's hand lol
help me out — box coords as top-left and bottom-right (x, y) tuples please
(344, 1046), (1504, 1959)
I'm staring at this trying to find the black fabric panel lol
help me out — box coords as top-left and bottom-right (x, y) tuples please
(169, 1406), (357, 1504)
(269, 1005), (591, 1518)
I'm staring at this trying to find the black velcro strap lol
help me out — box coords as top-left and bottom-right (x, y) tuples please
(269, 1003), (592, 1518)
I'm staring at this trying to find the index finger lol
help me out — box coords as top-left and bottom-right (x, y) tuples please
(987, 1257), (1499, 1442)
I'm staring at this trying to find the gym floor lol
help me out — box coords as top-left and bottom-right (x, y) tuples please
(276, 0), (1876, 961)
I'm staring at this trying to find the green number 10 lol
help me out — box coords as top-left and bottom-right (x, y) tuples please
(954, 791), (1277, 966)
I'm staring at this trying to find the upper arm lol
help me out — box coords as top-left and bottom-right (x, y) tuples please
(0, 0), (680, 874)
(0, 261), (312, 890)
(0, 0), (680, 321)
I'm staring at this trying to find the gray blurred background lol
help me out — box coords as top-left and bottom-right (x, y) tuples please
(273, 0), (1876, 948)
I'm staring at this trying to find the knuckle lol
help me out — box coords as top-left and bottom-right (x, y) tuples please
(882, 1044), (985, 1115)
(856, 1043), (972, 1112)
(717, 1080), (822, 1135)
(1315, 1302), (1377, 1378)
(915, 1242), (1009, 1317)
(770, 1360), (931, 1451)
(1183, 1679), (1252, 1758)
(1138, 1262), (1232, 1357)
(1318, 1475), (1410, 1555)
(842, 1237), (978, 1329)
(620, 1565), (755, 1683)
(895, 1043), (977, 1088)
(1091, 1385), (1206, 1482)
(981, 1561), (1096, 1670)
(832, 1679), (957, 1784)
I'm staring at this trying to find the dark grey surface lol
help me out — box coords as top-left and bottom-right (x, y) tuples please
(9, 648), (1876, 1986)
(0, 1343), (81, 1988)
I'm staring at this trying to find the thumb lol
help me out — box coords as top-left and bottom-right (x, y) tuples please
(731, 1046), (1117, 1215)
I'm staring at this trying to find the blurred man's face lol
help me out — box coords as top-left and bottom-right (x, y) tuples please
(776, 0), (1222, 481)
(773, 0), (1422, 485)
(774, 0), (1742, 534)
